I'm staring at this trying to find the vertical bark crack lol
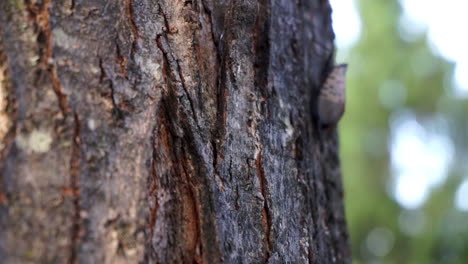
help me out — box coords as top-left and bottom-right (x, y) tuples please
(252, 1), (272, 261)
(148, 99), (206, 262)
(180, 152), (201, 263)
(126, 0), (141, 53)
(69, 112), (82, 264)
(148, 130), (159, 239)
(98, 57), (124, 118)
(155, 33), (200, 131)
(253, 0), (270, 98)
(255, 149), (272, 263)
(25, 2), (84, 261)
(26, 0), (70, 117)
(175, 60), (200, 127)
(114, 41), (129, 79)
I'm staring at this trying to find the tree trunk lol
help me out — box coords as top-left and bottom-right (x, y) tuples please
(0, 0), (349, 263)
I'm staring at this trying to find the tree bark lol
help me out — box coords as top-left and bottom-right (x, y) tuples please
(0, 0), (349, 263)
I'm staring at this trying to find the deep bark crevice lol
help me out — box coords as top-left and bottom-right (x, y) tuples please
(255, 149), (272, 263)
(69, 112), (82, 264)
(26, 0), (70, 117)
(156, 22), (201, 132)
(126, 0), (141, 55)
(100, 62), (124, 119)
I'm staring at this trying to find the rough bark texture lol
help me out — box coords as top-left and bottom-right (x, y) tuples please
(0, 0), (349, 263)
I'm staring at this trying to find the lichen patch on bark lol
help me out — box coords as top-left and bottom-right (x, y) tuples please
(15, 129), (53, 153)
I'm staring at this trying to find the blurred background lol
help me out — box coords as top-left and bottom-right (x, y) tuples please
(329, 0), (468, 263)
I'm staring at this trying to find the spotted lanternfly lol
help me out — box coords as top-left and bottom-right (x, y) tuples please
(317, 64), (348, 127)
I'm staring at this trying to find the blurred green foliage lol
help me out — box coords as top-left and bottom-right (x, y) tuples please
(338, 0), (468, 263)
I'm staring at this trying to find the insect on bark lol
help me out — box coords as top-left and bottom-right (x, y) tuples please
(317, 64), (348, 128)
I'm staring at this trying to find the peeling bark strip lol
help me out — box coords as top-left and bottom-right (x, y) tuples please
(0, 40), (16, 206)
(0, 0), (350, 263)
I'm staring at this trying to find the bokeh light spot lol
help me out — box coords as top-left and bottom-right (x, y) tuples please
(455, 179), (468, 211)
(398, 210), (426, 236)
(330, 0), (362, 49)
(399, 0), (468, 96)
(390, 112), (453, 209)
(366, 227), (395, 257)
(379, 80), (407, 110)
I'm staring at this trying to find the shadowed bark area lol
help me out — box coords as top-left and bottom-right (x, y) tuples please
(0, 0), (350, 263)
